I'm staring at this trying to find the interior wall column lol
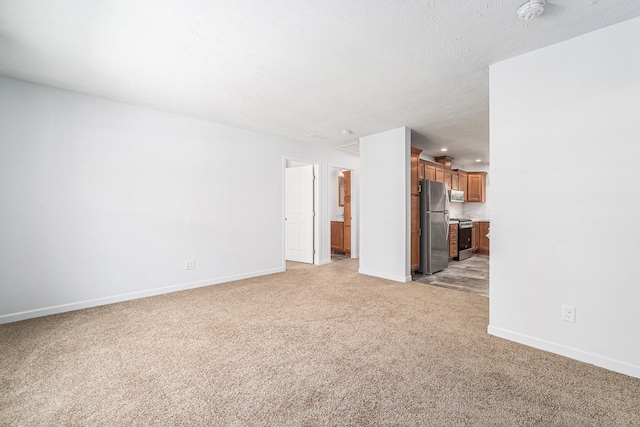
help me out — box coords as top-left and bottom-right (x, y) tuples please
(358, 127), (411, 282)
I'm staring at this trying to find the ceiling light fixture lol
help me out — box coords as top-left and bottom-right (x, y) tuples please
(476, 159), (482, 162)
(440, 148), (447, 152)
(517, 0), (546, 21)
(342, 129), (353, 136)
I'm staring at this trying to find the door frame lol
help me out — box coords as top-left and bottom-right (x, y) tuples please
(283, 156), (320, 267)
(329, 164), (356, 260)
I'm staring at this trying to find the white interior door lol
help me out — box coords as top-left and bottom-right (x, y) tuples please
(285, 165), (314, 263)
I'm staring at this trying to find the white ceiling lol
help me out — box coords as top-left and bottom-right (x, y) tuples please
(1, 1), (639, 165)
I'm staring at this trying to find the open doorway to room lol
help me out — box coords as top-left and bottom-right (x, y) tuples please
(284, 159), (318, 266)
(411, 159), (490, 297)
(329, 166), (353, 263)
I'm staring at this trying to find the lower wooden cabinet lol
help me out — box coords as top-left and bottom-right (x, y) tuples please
(472, 221), (490, 256)
(411, 194), (420, 271)
(472, 222), (480, 253)
(411, 148), (422, 271)
(449, 224), (458, 259)
(331, 221), (344, 253)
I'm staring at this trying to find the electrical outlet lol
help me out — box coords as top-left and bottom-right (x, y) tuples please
(561, 304), (576, 323)
(185, 260), (195, 270)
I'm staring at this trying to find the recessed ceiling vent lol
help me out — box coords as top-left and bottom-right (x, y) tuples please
(517, 0), (546, 21)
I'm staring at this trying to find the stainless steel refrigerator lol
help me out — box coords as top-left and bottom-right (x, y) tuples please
(418, 180), (450, 274)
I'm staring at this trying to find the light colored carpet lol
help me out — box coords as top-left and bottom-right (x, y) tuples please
(1, 259), (639, 425)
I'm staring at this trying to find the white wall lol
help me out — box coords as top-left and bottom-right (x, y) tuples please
(448, 200), (463, 218)
(359, 127), (411, 282)
(0, 76), (358, 322)
(489, 17), (640, 378)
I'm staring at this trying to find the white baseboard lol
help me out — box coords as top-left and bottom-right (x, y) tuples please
(0, 267), (285, 325)
(358, 268), (411, 283)
(488, 325), (640, 379)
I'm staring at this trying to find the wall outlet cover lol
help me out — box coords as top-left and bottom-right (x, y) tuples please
(561, 304), (576, 322)
(185, 260), (195, 270)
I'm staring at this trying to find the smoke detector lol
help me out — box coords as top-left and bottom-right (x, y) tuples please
(517, 0), (546, 21)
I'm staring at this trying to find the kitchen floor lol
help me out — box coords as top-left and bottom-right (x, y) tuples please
(413, 255), (489, 297)
(331, 253), (489, 297)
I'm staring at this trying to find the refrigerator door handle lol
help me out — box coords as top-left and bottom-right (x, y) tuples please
(445, 189), (450, 212)
(444, 186), (450, 240)
(445, 212), (450, 240)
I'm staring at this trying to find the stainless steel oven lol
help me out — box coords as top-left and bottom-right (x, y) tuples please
(454, 219), (473, 260)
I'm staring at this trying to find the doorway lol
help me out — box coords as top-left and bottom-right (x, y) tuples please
(330, 166), (353, 262)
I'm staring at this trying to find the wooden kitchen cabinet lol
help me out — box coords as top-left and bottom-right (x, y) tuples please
(451, 173), (459, 191)
(420, 159), (444, 183)
(467, 172), (487, 203)
(477, 221), (490, 256)
(411, 147), (422, 272)
(443, 170), (460, 190)
(449, 223), (458, 259)
(472, 222), (480, 253)
(444, 170), (453, 190)
(434, 155), (453, 186)
(431, 155), (486, 203)
(411, 147), (421, 195)
(411, 195), (420, 270)
(457, 170), (468, 201)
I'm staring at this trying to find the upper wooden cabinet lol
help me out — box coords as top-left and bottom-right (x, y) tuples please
(417, 154), (486, 203)
(442, 166), (461, 190)
(457, 170), (468, 201)
(411, 147), (422, 195)
(443, 170), (451, 189)
(419, 160), (444, 183)
(467, 172), (487, 203)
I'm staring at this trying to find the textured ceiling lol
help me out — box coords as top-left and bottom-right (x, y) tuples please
(1, 1), (639, 165)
